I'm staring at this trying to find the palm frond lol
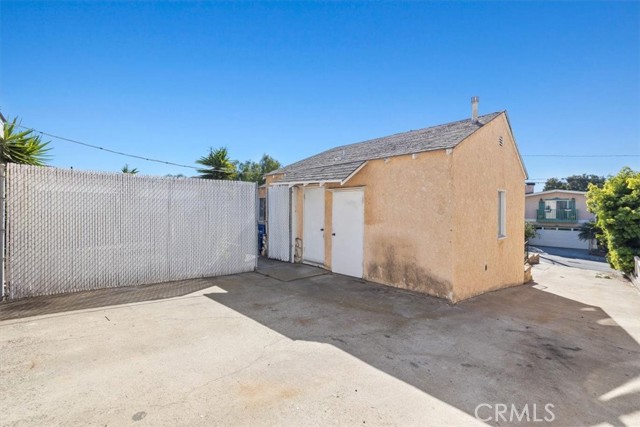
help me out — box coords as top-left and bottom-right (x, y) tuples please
(1, 117), (51, 166)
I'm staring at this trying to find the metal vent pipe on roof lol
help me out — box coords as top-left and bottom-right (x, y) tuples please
(471, 96), (479, 123)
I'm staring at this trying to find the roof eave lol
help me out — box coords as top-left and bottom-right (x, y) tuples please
(340, 161), (368, 185)
(525, 190), (587, 197)
(270, 179), (342, 187)
(501, 111), (529, 180)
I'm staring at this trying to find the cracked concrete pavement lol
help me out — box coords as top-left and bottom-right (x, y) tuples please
(1, 259), (639, 426)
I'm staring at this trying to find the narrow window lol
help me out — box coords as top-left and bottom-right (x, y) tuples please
(498, 191), (506, 238)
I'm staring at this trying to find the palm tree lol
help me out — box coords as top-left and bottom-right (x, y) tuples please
(1, 117), (51, 165)
(121, 164), (139, 174)
(196, 147), (236, 180)
(578, 221), (602, 252)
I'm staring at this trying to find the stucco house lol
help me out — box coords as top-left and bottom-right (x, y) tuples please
(525, 189), (595, 250)
(265, 98), (528, 303)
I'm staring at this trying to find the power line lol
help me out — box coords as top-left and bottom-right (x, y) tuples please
(16, 124), (236, 173)
(14, 124), (639, 171)
(522, 154), (639, 157)
(18, 124), (198, 170)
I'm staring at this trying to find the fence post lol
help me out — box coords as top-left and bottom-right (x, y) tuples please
(0, 164), (5, 299)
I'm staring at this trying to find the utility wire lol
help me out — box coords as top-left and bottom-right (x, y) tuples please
(13, 124), (639, 171)
(16, 124), (236, 172)
(522, 154), (639, 157)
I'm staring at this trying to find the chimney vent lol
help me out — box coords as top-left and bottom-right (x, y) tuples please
(471, 96), (479, 123)
(525, 182), (535, 195)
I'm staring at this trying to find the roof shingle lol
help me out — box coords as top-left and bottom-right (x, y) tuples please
(272, 112), (502, 184)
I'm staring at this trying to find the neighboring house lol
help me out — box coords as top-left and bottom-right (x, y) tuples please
(265, 98), (528, 303)
(525, 189), (595, 250)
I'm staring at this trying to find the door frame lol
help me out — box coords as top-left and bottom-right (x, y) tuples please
(290, 186), (298, 263)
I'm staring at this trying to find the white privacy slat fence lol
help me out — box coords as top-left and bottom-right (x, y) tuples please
(267, 186), (291, 262)
(5, 164), (257, 299)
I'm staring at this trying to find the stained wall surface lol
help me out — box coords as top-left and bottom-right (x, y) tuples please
(284, 150), (456, 299)
(270, 113), (527, 302)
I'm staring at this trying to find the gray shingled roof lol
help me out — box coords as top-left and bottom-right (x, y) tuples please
(275, 161), (365, 183)
(272, 112), (503, 183)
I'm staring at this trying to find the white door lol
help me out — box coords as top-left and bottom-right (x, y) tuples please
(331, 189), (364, 278)
(303, 187), (325, 264)
(268, 186), (291, 261)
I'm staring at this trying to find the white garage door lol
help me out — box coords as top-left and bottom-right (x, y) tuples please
(529, 227), (589, 250)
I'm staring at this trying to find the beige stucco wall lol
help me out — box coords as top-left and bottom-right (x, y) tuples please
(525, 191), (593, 222)
(271, 113), (527, 302)
(450, 113), (527, 301)
(339, 152), (455, 299)
(286, 151), (456, 299)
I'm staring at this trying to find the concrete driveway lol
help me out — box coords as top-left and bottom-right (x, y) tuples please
(530, 245), (614, 272)
(1, 259), (639, 427)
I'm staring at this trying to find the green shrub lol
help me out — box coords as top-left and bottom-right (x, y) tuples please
(587, 167), (640, 273)
(524, 222), (537, 241)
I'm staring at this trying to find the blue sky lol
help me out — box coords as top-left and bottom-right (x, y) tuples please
(1, 1), (638, 185)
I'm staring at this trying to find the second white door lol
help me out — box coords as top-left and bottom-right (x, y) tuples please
(331, 189), (364, 278)
(303, 187), (325, 264)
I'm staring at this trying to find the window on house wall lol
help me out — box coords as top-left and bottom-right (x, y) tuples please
(544, 199), (569, 210)
(259, 197), (266, 222)
(498, 191), (506, 238)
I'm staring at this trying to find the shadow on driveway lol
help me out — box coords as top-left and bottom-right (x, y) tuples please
(0, 277), (221, 321)
(205, 263), (640, 426)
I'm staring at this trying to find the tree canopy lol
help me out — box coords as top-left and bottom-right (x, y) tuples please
(1, 117), (51, 166)
(196, 147), (237, 180)
(235, 154), (281, 184)
(586, 167), (640, 273)
(196, 148), (281, 183)
(543, 174), (606, 192)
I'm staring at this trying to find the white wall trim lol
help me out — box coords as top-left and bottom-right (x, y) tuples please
(525, 190), (587, 197)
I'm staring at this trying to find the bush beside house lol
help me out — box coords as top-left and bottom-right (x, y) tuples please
(587, 167), (640, 274)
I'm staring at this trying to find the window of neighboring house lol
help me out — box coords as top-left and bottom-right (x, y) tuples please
(498, 191), (506, 238)
(556, 199), (569, 210)
(544, 199), (569, 211)
(259, 197), (266, 222)
(543, 198), (571, 220)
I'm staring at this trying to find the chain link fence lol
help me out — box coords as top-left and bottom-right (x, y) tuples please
(4, 164), (257, 299)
